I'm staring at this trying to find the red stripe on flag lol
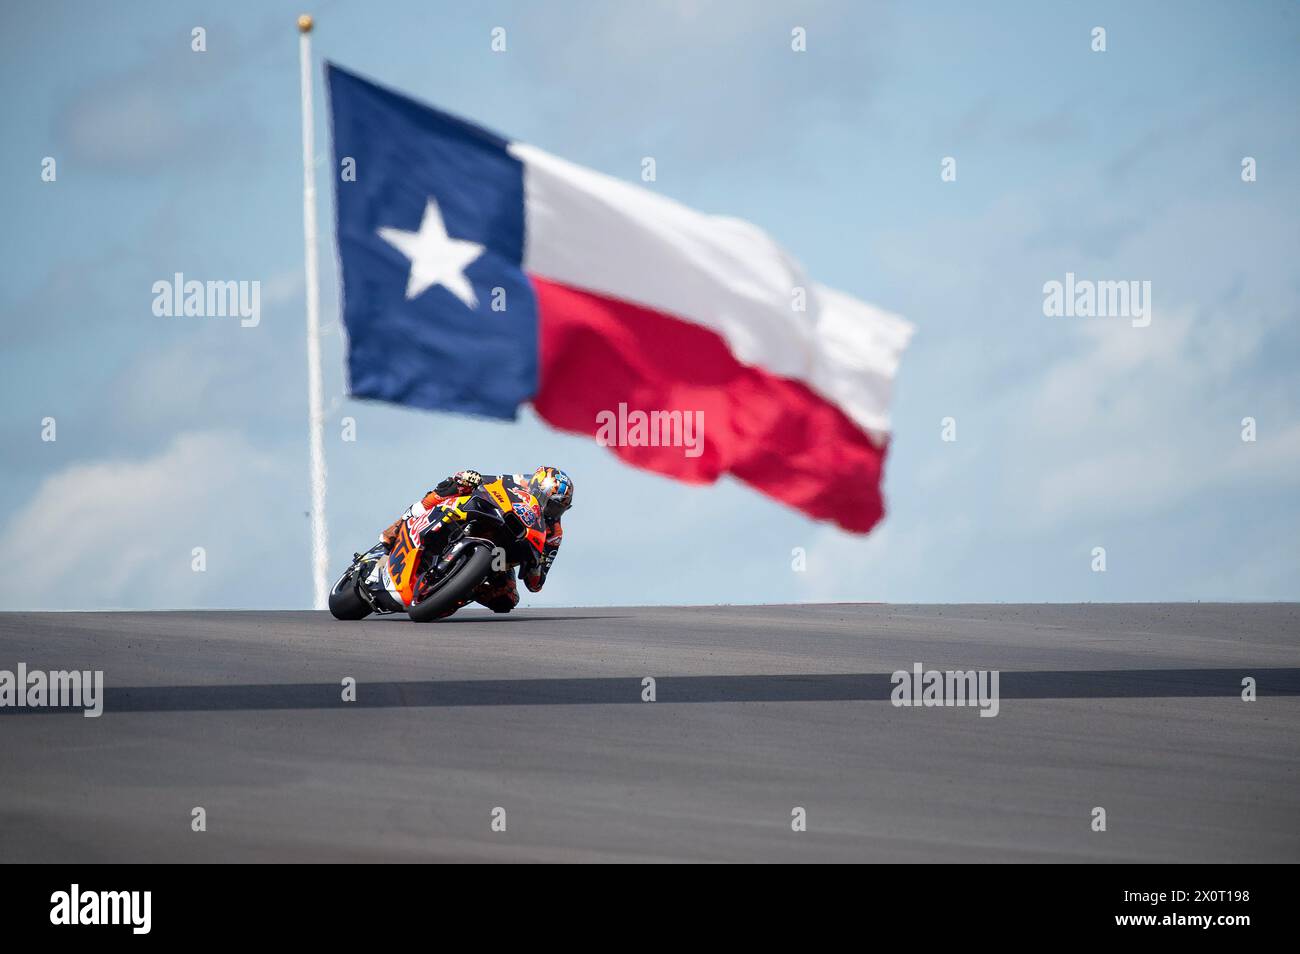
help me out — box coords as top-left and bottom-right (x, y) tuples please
(529, 276), (889, 534)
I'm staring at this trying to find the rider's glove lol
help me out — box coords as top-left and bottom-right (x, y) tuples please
(522, 565), (544, 593)
(454, 469), (483, 489)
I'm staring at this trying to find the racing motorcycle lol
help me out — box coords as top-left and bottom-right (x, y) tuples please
(328, 475), (547, 623)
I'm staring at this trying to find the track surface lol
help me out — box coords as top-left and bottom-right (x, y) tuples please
(1, 604), (1297, 862)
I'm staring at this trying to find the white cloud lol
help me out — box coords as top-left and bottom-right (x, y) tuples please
(0, 431), (300, 609)
(1009, 310), (1300, 526)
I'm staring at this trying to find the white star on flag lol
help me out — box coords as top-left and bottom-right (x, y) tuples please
(378, 197), (485, 309)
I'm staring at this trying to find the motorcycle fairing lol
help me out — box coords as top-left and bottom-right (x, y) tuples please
(380, 476), (547, 608)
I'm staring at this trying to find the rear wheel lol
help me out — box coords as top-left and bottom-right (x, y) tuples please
(328, 566), (372, 620)
(407, 544), (494, 623)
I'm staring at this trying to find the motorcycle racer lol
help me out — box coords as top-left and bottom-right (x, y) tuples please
(379, 467), (573, 613)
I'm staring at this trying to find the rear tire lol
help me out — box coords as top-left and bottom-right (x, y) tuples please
(328, 567), (373, 620)
(407, 544), (494, 623)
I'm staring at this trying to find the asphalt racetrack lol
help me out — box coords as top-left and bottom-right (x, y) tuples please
(1, 604), (1297, 862)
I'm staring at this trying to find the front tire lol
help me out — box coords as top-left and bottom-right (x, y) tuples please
(328, 567), (372, 620)
(407, 544), (494, 623)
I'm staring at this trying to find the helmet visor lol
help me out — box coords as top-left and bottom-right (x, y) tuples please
(530, 469), (572, 520)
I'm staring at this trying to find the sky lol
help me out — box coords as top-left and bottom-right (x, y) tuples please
(1, 0), (1297, 609)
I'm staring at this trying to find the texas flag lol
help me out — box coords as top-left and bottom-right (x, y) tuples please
(327, 64), (912, 534)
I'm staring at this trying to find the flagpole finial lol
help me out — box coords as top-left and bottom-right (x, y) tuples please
(298, 14), (314, 33)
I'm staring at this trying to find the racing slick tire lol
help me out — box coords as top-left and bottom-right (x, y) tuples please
(407, 543), (495, 623)
(328, 567), (373, 621)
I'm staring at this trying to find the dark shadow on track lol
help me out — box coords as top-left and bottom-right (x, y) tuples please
(3, 668), (1296, 715)
(365, 614), (635, 624)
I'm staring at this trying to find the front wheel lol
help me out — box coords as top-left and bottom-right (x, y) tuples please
(407, 543), (495, 623)
(328, 566), (373, 620)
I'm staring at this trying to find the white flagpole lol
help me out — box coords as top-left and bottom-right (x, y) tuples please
(298, 14), (329, 609)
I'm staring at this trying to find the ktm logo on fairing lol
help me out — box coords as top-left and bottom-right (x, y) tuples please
(387, 525), (415, 584)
